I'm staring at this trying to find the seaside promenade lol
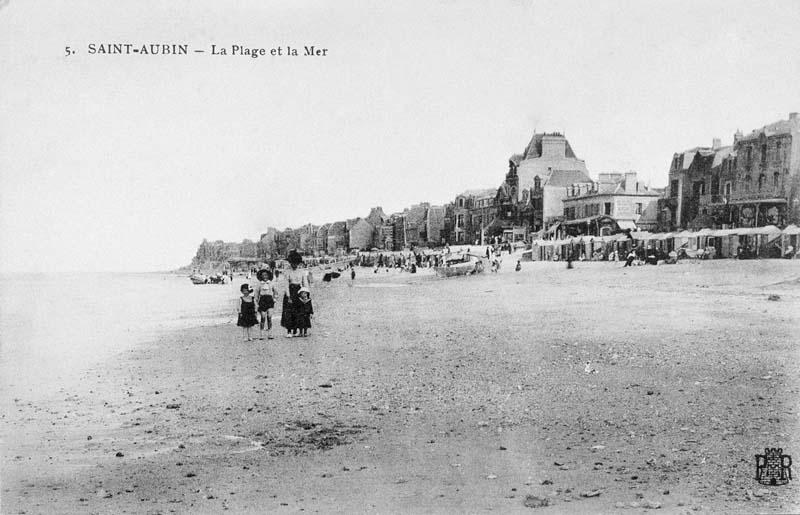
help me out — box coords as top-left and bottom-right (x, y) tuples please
(2, 260), (799, 514)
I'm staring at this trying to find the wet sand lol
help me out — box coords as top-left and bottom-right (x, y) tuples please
(2, 260), (799, 514)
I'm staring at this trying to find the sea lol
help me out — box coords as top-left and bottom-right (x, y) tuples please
(0, 272), (241, 398)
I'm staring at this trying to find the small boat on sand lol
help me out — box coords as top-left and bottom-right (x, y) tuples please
(434, 254), (485, 278)
(189, 273), (208, 284)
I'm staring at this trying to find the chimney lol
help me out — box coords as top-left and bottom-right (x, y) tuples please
(624, 171), (637, 193)
(541, 135), (567, 159)
(712, 138), (721, 150)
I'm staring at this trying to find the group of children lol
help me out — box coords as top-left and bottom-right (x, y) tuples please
(236, 268), (314, 341)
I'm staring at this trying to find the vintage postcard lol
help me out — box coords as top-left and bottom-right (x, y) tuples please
(1, 1), (798, 513)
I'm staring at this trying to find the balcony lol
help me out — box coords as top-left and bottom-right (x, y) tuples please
(698, 194), (724, 206)
(729, 189), (787, 202)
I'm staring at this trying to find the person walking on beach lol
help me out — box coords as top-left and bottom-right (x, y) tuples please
(281, 250), (309, 338)
(295, 287), (314, 337)
(237, 283), (258, 341)
(255, 269), (277, 340)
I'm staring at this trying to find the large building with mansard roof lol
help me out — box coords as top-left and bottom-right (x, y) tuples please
(493, 132), (593, 240)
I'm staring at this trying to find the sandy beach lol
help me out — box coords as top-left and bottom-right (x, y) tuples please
(2, 260), (799, 514)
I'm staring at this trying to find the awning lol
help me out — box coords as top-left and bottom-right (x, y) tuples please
(562, 217), (593, 226)
(616, 220), (637, 231)
(547, 221), (561, 234)
(783, 224), (800, 235)
(650, 232), (674, 240)
(737, 225), (782, 235)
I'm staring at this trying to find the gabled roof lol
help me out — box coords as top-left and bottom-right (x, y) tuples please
(711, 146), (733, 167)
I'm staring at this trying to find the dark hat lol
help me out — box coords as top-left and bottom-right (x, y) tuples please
(287, 250), (303, 265)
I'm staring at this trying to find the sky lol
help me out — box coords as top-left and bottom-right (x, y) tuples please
(1, 0), (799, 272)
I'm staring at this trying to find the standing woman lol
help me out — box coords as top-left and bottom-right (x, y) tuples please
(280, 250), (309, 338)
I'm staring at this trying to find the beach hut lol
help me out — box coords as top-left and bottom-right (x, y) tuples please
(751, 225), (783, 257)
(707, 228), (739, 258)
(673, 230), (694, 252)
(782, 225), (800, 259)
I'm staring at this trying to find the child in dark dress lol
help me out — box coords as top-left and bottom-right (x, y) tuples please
(296, 287), (313, 337)
(237, 283), (258, 341)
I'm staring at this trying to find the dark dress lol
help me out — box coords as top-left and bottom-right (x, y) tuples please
(280, 283), (301, 331)
(258, 295), (275, 311)
(237, 297), (258, 327)
(296, 298), (314, 329)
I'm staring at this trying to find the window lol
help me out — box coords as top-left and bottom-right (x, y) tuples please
(670, 179), (679, 197)
(604, 202), (612, 215)
(761, 143), (767, 167)
(743, 175), (752, 193)
(773, 172), (780, 189)
(693, 181), (705, 196)
(635, 203), (643, 215)
(724, 182), (732, 197)
(758, 174), (766, 190)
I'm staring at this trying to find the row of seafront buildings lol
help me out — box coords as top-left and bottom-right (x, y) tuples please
(209, 112), (799, 262)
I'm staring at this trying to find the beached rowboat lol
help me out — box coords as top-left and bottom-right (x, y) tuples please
(189, 273), (208, 284)
(434, 255), (484, 278)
